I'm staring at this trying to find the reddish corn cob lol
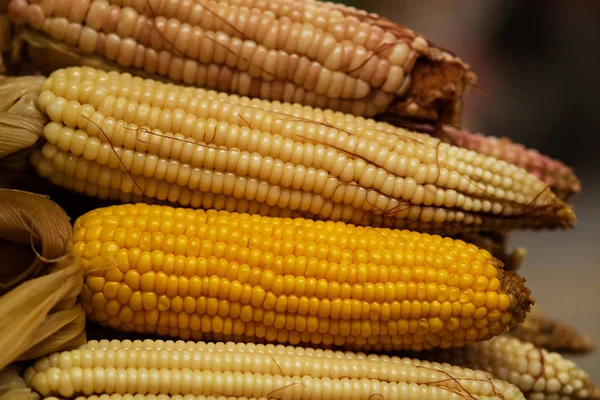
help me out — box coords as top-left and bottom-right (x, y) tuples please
(385, 118), (581, 200)
(438, 127), (581, 200)
(7, 0), (475, 124)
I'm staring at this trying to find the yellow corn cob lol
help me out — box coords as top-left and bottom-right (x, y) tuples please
(25, 66), (575, 235)
(7, 0), (475, 124)
(74, 203), (533, 352)
(422, 335), (600, 400)
(24, 339), (525, 399)
(453, 232), (526, 271)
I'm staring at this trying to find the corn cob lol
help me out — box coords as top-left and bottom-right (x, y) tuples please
(508, 311), (595, 354)
(453, 232), (526, 271)
(73, 203), (533, 352)
(19, 66), (575, 234)
(44, 397), (246, 400)
(24, 338), (525, 399)
(420, 335), (600, 400)
(0, 364), (41, 400)
(7, 0), (475, 125)
(385, 118), (581, 200)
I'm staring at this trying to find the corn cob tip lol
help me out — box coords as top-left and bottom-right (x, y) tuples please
(513, 191), (576, 230)
(438, 125), (583, 200)
(381, 118), (583, 200)
(389, 58), (472, 125)
(526, 198), (577, 231)
(556, 203), (577, 226)
(422, 335), (598, 399)
(498, 268), (534, 326)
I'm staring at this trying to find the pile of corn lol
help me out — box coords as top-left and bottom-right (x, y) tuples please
(0, 0), (596, 399)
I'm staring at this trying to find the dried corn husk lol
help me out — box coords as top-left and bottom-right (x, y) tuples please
(508, 307), (595, 354)
(0, 189), (85, 370)
(0, 15), (9, 74)
(0, 365), (39, 400)
(0, 75), (46, 159)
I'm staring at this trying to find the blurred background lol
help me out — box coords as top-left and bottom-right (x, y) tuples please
(335, 0), (600, 381)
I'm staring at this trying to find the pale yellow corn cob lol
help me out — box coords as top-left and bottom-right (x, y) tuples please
(46, 396), (252, 400)
(26, 66), (575, 235)
(422, 336), (600, 400)
(8, 0), (474, 124)
(24, 339), (525, 399)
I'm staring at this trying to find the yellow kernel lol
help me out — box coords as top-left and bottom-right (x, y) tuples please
(469, 263), (484, 277)
(259, 270), (275, 290)
(473, 276), (489, 291)
(473, 307), (488, 320)
(472, 292), (487, 308)
(448, 287), (460, 301)
(123, 270), (140, 290)
(429, 317), (444, 333)
(459, 289), (473, 304)
(440, 302), (452, 320)
(171, 296), (183, 312)
(460, 318), (473, 329)
(82, 240), (101, 260)
(99, 241), (120, 258)
(129, 291), (143, 311)
(166, 276), (179, 297)
(458, 274), (474, 289)
(86, 276), (105, 292)
(104, 267), (124, 282)
(460, 303), (476, 318)
(90, 292), (107, 310)
(124, 228), (141, 248)
(498, 294), (511, 311)
(446, 317), (460, 331)
(500, 311), (513, 326)
(157, 295), (170, 311)
(105, 299), (121, 316)
(486, 292), (499, 309)
(484, 265), (499, 279)
(141, 292), (157, 310)
(451, 301), (462, 317)
(103, 281), (120, 299)
(116, 284), (133, 304)
(397, 320), (409, 335)
(140, 272), (156, 291)
(413, 267), (425, 283)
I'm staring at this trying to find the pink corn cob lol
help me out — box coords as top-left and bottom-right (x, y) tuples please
(386, 118), (581, 200)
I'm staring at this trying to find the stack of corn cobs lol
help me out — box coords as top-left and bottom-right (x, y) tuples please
(0, 0), (597, 399)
